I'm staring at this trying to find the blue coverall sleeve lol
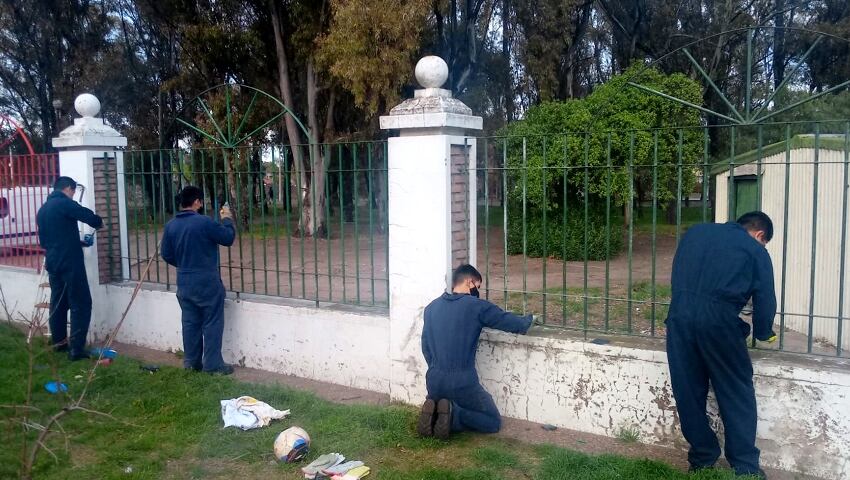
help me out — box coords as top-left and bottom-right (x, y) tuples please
(160, 226), (175, 266)
(421, 331), (433, 366)
(66, 200), (103, 229)
(751, 247), (777, 341)
(478, 301), (533, 334)
(207, 218), (236, 246)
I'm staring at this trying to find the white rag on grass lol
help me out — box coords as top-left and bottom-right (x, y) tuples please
(221, 396), (290, 430)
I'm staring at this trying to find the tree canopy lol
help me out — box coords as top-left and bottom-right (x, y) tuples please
(2, 0), (850, 152)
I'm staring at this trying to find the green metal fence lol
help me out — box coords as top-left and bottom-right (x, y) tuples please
(119, 141), (389, 308)
(472, 120), (850, 358)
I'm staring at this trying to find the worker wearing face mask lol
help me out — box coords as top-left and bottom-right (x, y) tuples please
(417, 264), (534, 439)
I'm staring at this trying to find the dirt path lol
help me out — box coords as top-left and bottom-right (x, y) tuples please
(114, 341), (822, 480)
(122, 225), (675, 308)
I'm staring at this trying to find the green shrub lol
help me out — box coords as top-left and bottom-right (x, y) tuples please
(506, 208), (624, 261)
(497, 65), (704, 260)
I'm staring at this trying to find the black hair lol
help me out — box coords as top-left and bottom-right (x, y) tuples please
(737, 211), (774, 243)
(452, 264), (482, 286)
(53, 176), (77, 191)
(176, 186), (204, 209)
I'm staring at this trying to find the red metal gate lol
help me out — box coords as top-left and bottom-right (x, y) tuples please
(0, 153), (59, 270)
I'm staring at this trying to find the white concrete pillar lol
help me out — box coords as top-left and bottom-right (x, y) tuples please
(52, 94), (128, 332)
(380, 56), (483, 403)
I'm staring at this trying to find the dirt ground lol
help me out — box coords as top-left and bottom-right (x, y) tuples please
(114, 341), (823, 480)
(122, 224), (671, 306)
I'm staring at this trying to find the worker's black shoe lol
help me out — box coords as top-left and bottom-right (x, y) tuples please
(416, 399), (437, 437)
(433, 399), (452, 440)
(206, 364), (234, 376)
(52, 344), (68, 353)
(68, 351), (91, 361)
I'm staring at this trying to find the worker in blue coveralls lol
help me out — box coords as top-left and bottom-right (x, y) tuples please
(161, 186), (236, 375)
(37, 176), (103, 360)
(667, 211), (777, 479)
(418, 264), (534, 439)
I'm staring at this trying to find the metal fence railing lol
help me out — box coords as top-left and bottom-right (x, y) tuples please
(471, 121), (850, 358)
(0, 153), (59, 271)
(120, 141), (388, 308)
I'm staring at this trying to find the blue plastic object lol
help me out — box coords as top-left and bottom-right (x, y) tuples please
(90, 347), (117, 359)
(44, 381), (68, 394)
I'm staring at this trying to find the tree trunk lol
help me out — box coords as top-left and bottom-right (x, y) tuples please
(268, 0), (307, 204)
(772, 0), (786, 90)
(297, 60), (330, 238)
(502, 0), (513, 122)
(665, 199), (677, 225)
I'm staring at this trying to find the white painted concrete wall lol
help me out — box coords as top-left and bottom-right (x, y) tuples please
(0, 267), (391, 393)
(479, 328), (850, 480)
(93, 285), (392, 393)
(0, 267), (41, 321)
(715, 148), (850, 352)
(1, 268), (848, 479)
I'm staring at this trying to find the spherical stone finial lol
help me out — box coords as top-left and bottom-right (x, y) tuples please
(415, 56), (449, 89)
(74, 93), (100, 118)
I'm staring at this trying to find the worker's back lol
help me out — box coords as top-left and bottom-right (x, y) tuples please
(422, 293), (532, 380)
(37, 191), (102, 273)
(160, 211), (235, 279)
(422, 293), (488, 375)
(668, 222), (772, 326)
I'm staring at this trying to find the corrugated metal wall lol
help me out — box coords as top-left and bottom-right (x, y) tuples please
(716, 148), (850, 353)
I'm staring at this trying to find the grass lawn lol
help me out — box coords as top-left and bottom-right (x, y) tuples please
(0, 325), (748, 480)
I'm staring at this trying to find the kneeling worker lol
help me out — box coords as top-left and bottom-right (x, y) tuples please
(418, 264), (533, 439)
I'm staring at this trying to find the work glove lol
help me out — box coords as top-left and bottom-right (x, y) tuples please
(220, 205), (233, 221)
(80, 233), (95, 247)
(532, 315), (545, 326)
(302, 453), (345, 477)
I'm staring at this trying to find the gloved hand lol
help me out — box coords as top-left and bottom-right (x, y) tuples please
(80, 233), (94, 247)
(532, 315), (545, 326)
(757, 331), (778, 343)
(220, 205), (233, 221)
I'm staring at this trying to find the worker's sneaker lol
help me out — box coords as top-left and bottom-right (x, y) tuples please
(433, 399), (452, 440)
(206, 365), (235, 375)
(416, 399), (437, 437)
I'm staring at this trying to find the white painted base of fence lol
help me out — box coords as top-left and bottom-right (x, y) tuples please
(1, 268), (848, 480)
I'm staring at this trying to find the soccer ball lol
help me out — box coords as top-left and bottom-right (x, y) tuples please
(273, 426), (311, 463)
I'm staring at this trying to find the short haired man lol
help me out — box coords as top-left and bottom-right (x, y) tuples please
(418, 264), (533, 439)
(666, 211), (777, 478)
(36, 176), (104, 360)
(160, 186), (236, 375)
